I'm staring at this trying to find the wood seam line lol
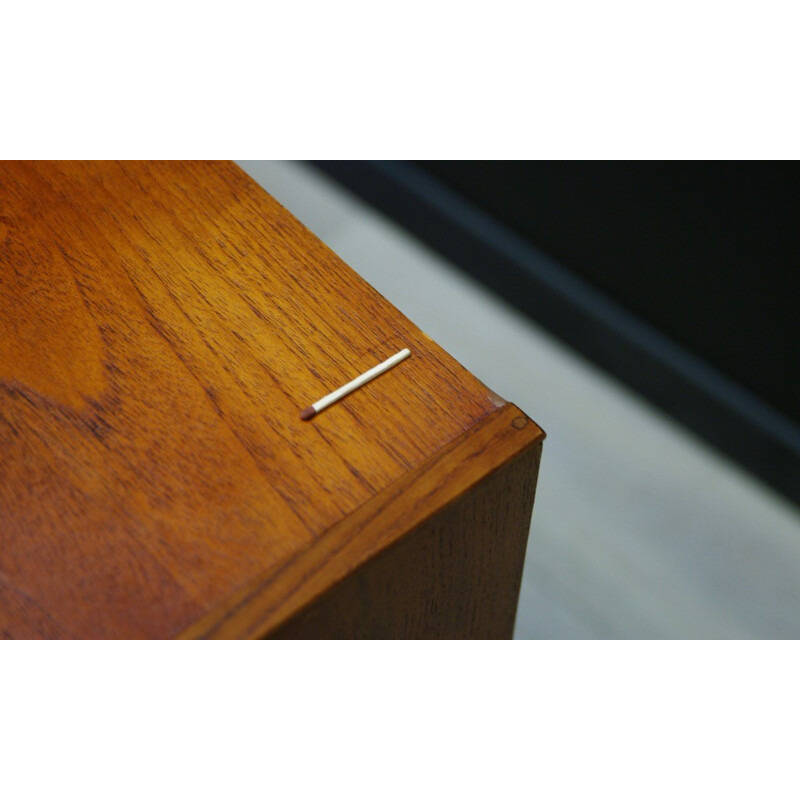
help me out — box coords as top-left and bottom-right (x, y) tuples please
(241, 408), (544, 639)
(176, 403), (545, 639)
(174, 400), (511, 638)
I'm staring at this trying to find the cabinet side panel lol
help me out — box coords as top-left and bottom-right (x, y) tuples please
(272, 443), (542, 639)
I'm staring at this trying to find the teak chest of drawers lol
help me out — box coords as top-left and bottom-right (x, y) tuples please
(0, 161), (544, 639)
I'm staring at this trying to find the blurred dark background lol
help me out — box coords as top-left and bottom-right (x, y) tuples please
(311, 162), (800, 505)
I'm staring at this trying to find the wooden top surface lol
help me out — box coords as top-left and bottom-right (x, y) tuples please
(0, 161), (542, 638)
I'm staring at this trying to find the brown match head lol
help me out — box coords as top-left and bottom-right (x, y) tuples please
(300, 406), (316, 421)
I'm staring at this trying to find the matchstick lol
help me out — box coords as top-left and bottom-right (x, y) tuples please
(300, 348), (411, 420)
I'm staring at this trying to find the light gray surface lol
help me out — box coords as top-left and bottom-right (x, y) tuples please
(238, 160), (800, 639)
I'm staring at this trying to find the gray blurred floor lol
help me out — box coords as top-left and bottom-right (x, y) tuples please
(238, 160), (800, 639)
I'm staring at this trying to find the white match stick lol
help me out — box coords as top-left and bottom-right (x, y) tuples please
(300, 348), (411, 420)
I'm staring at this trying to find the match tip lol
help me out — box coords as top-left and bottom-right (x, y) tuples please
(300, 406), (316, 421)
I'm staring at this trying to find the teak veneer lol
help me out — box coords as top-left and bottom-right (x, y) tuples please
(0, 161), (544, 639)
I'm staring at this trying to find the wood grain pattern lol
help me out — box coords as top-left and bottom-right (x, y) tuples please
(271, 439), (542, 639)
(0, 161), (544, 639)
(181, 403), (542, 638)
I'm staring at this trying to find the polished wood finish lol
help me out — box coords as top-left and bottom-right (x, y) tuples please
(184, 405), (542, 639)
(0, 161), (544, 639)
(272, 437), (543, 639)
